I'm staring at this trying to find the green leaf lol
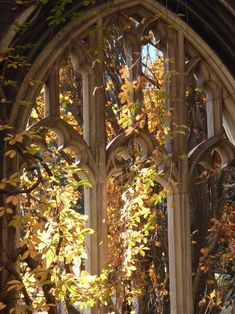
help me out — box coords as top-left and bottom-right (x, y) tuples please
(82, 228), (94, 235)
(77, 180), (92, 188)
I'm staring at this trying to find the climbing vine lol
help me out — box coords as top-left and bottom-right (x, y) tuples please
(0, 1), (234, 314)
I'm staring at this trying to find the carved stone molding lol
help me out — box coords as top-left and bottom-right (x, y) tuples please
(189, 135), (235, 180)
(29, 117), (95, 177)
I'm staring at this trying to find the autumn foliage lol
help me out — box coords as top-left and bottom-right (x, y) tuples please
(0, 2), (234, 314)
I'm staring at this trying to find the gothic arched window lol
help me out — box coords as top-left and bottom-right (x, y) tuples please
(1, 1), (234, 313)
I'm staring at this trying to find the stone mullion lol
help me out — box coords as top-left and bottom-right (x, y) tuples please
(83, 68), (96, 151)
(84, 18), (107, 314)
(212, 85), (223, 136)
(126, 41), (141, 81)
(83, 40), (99, 279)
(82, 21), (107, 314)
(133, 41), (143, 116)
(124, 34), (142, 119)
(76, 28), (100, 282)
(82, 70), (89, 144)
(84, 187), (99, 276)
(84, 20), (107, 314)
(44, 63), (60, 118)
(167, 30), (193, 314)
(95, 18), (107, 276)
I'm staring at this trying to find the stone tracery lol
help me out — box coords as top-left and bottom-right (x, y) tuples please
(0, 1), (234, 313)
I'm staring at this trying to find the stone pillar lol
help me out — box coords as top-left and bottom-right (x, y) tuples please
(83, 17), (107, 314)
(124, 31), (142, 116)
(210, 84), (223, 136)
(94, 17), (107, 278)
(44, 63), (60, 117)
(167, 29), (193, 314)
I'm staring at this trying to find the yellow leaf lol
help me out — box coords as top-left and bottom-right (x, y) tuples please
(155, 241), (161, 247)
(119, 66), (130, 79)
(9, 139), (16, 145)
(7, 285), (18, 292)
(6, 195), (13, 203)
(28, 242), (37, 258)
(207, 279), (214, 285)
(65, 252), (74, 263)
(80, 270), (89, 277)
(31, 108), (39, 119)
(19, 239), (27, 247)
(7, 280), (21, 285)
(21, 250), (30, 260)
(5, 149), (16, 158)
(10, 172), (19, 180)
(10, 150), (16, 158)
(15, 134), (23, 143)
(199, 298), (206, 307)
(200, 247), (209, 256)
(12, 196), (19, 206)
(0, 302), (6, 310)
(210, 291), (216, 299)
(161, 289), (168, 296)
(6, 208), (13, 214)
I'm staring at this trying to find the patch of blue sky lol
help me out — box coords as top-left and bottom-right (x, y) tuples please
(142, 43), (163, 73)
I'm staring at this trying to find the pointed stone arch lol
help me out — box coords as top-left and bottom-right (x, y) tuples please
(1, 1), (234, 313)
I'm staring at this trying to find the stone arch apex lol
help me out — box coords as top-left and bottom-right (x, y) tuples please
(29, 117), (96, 174)
(8, 0), (235, 135)
(1, 1), (234, 314)
(189, 135), (235, 180)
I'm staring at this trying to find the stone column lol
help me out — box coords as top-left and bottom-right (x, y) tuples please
(83, 17), (107, 314)
(209, 83), (223, 137)
(167, 29), (193, 314)
(94, 17), (107, 278)
(44, 63), (60, 118)
(124, 31), (142, 117)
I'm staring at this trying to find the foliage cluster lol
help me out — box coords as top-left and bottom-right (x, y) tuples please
(0, 125), (109, 313)
(0, 2), (234, 314)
